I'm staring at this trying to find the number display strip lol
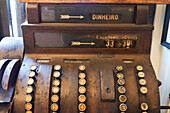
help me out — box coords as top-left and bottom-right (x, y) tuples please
(50, 65), (62, 113)
(78, 65), (87, 112)
(25, 65), (38, 113)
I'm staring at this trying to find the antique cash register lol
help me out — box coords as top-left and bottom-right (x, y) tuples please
(0, 3), (161, 113)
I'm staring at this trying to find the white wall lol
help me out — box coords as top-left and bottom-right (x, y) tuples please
(151, 4), (170, 113)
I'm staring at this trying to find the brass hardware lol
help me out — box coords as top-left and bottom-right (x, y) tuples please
(27, 78), (34, 86)
(117, 79), (125, 85)
(25, 95), (32, 103)
(54, 65), (61, 70)
(78, 103), (86, 111)
(138, 72), (145, 78)
(116, 65), (123, 72)
(136, 65), (143, 71)
(26, 86), (33, 94)
(117, 73), (124, 79)
(79, 65), (86, 71)
(118, 86), (126, 94)
(25, 103), (32, 111)
(79, 95), (86, 103)
(28, 71), (36, 78)
(51, 103), (59, 111)
(79, 79), (86, 85)
(119, 95), (127, 103)
(141, 103), (148, 111)
(53, 79), (60, 86)
(53, 71), (61, 78)
(79, 73), (86, 79)
(52, 86), (60, 94)
(139, 79), (147, 86)
(119, 103), (127, 112)
(140, 87), (148, 94)
(30, 65), (37, 71)
(79, 86), (86, 94)
(51, 95), (59, 102)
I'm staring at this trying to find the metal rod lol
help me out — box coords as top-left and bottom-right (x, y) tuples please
(160, 106), (170, 109)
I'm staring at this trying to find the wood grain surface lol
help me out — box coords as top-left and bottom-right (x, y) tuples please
(12, 54), (160, 113)
(18, 0), (170, 4)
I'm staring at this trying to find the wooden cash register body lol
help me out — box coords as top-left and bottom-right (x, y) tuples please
(12, 3), (160, 113)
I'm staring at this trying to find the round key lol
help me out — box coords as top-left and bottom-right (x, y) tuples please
(30, 65), (37, 71)
(117, 79), (125, 85)
(136, 65), (143, 71)
(79, 79), (86, 85)
(140, 87), (148, 94)
(78, 103), (86, 111)
(119, 103), (127, 112)
(79, 86), (86, 94)
(53, 79), (60, 86)
(53, 71), (61, 78)
(26, 86), (33, 94)
(51, 95), (59, 102)
(27, 78), (34, 85)
(28, 71), (36, 78)
(118, 86), (126, 94)
(141, 103), (148, 111)
(79, 65), (86, 71)
(119, 95), (127, 103)
(138, 72), (145, 78)
(52, 86), (60, 94)
(79, 73), (86, 79)
(117, 73), (124, 79)
(51, 103), (59, 111)
(142, 112), (148, 113)
(116, 65), (123, 71)
(25, 103), (32, 110)
(25, 95), (32, 102)
(139, 79), (147, 86)
(54, 65), (61, 70)
(26, 111), (32, 113)
(79, 95), (86, 102)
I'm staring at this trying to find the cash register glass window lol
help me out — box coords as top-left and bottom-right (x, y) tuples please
(34, 32), (140, 49)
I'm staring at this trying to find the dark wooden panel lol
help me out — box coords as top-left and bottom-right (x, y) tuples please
(27, 4), (154, 24)
(136, 5), (149, 24)
(19, 0), (170, 4)
(60, 63), (78, 113)
(12, 54), (160, 113)
(22, 23), (154, 54)
(34, 65), (52, 113)
(100, 68), (115, 101)
(40, 4), (135, 23)
(27, 4), (40, 24)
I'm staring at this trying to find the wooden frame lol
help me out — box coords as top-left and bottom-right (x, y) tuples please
(22, 23), (153, 54)
(161, 5), (170, 49)
(18, 0), (170, 4)
(27, 4), (150, 24)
